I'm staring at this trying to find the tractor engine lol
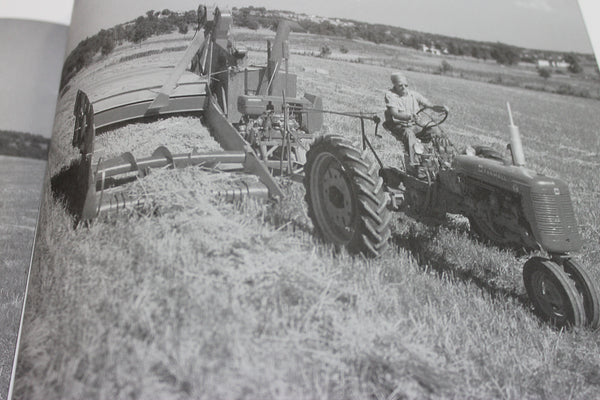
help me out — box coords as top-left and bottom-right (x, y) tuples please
(238, 110), (310, 166)
(235, 94), (320, 174)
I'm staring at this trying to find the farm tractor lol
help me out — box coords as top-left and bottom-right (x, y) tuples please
(303, 104), (600, 329)
(57, 6), (598, 329)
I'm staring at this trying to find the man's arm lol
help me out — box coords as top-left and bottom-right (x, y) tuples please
(415, 92), (448, 113)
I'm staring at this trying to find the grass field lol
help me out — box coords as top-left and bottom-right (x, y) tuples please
(12, 30), (600, 399)
(0, 156), (45, 400)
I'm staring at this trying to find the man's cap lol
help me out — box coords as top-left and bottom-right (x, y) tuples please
(391, 72), (408, 84)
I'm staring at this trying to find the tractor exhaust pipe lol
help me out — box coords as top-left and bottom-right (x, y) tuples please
(507, 102), (526, 167)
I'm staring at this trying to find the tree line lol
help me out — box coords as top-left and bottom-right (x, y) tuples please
(0, 130), (49, 160)
(60, 8), (198, 90)
(234, 6), (589, 71)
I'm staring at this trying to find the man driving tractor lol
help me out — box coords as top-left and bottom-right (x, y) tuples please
(384, 72), (449, 171)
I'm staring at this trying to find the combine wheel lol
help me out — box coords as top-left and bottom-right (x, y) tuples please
(523, 257), (586, 327)
(562, 258), (600, 329)
(304, 135), (392, 257)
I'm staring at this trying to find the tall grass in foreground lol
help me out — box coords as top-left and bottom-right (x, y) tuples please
(13, 36), (600, 399)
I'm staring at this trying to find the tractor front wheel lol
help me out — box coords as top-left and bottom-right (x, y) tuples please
(561, 258), (600, 329)
(304, 135), (392, 257)
(523, 257), (586, 327)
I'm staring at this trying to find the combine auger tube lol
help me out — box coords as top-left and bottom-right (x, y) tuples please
(59, 90), (283, 222)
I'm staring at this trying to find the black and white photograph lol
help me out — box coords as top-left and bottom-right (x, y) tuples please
(4, 0), (600, 398)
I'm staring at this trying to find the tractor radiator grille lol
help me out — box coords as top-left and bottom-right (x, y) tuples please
(531, 192), (578, 237)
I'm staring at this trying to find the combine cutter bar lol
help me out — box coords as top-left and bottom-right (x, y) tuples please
(95, 179), (271, 216)
(83, 146), (280, 220)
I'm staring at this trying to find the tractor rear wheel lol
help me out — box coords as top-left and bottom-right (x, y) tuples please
(562, 258), (600, 329)
(304, 135), (392, 257)
(523, 257), (586, 327)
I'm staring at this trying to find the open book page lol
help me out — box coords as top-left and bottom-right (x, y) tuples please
(0, 18), (68, 400)
(11, 0), (600, 398)
(579, 0), (600, 61)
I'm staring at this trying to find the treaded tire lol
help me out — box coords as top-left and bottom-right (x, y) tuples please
(523, 257), (586, 328)
(562, 258), (600, 329)
(303, 135), (392, 257)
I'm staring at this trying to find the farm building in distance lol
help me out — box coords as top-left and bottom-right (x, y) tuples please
(536, 59), (570, 69)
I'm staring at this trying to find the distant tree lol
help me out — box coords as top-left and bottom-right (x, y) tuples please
(114, 25), (126, 45)
(563, 53), (583, 73)
(131, 16), (151, 44)
(183, 10), (197, 24)
(246, 19), (260, 30)
(439, 60), (453, 74)
(340, 45), (349, 54)
(520, 54), (536, 64)
(491, 43), (520, 65)
(473, 47), (490, 61)
(177, 22), (189, 34)
(99, 30), (115, 56)
(405, 35), (420, 50)
(319, 45), (332, 57)
(538, 68), (552, 79)
(161, 9), (171, 16)
(447, 41), (458, 55)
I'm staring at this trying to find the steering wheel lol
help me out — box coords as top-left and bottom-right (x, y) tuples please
(414, 106), (448, 129)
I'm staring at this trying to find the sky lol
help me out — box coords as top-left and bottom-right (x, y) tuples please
(0, 20), (68, 137)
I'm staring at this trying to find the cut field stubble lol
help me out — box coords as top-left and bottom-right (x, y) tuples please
(14, 32), (600, 399)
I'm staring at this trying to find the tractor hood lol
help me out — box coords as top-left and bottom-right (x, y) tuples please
(452, 154), (539, 192)
(453, 154), (581, 253)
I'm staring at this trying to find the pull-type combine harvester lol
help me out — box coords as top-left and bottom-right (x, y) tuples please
(61, 6), (599, 329)
(69, 6), (326, 220)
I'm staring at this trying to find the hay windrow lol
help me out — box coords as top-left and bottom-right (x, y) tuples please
(94, 116), (221, 160)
